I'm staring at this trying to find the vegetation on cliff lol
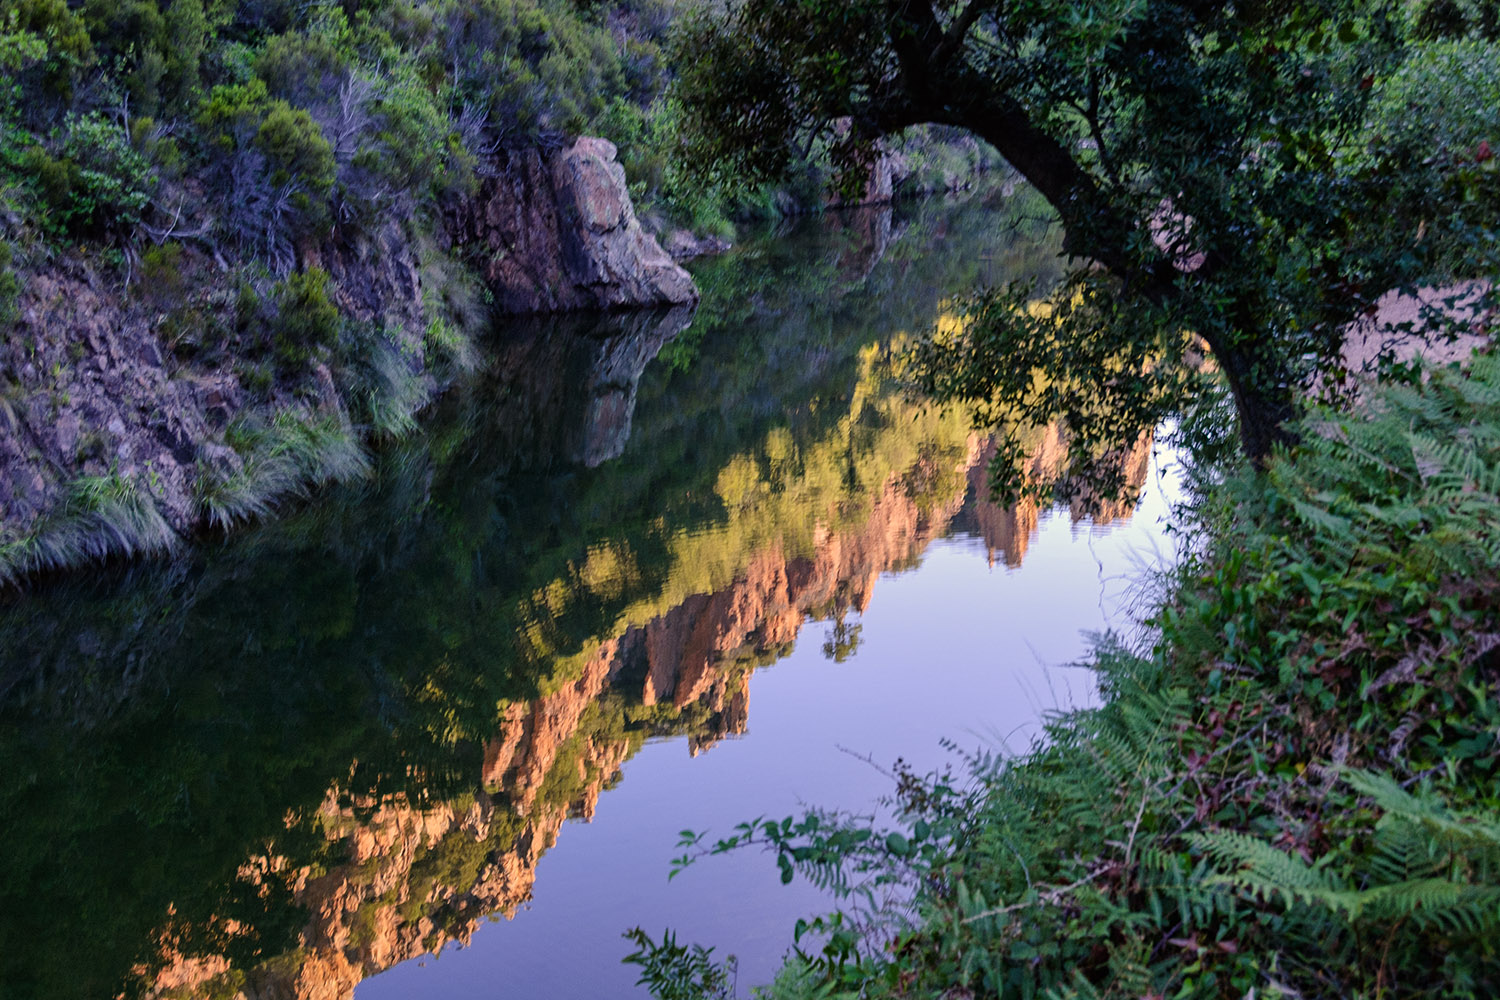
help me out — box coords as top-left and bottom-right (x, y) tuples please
(0, 0), (1011, 587)
(0, 0), (701, 583)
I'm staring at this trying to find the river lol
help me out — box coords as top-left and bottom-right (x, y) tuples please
(0, 187), (1179, 1000)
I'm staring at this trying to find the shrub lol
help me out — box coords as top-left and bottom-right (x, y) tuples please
(9, 0), (94, 103)
(1373, 39), (1500, 157)
(1413, 0), (1500, 39)
(198, 80), (337, 266)
(269, 267), (340, 366)
(61, 113), (157, 236)
(254, 103), (336, 198)
(255, 28), (351, 101)
(0, 14), (46, 74)
(13, 113), (158, 239)
(365, 62), (453, 196)
(437, 0), (636, 147)
(0, 242), (19, 327)
(137, 242), (186, 308)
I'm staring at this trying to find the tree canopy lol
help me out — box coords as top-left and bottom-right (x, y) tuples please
(675, 0), (1499, 492)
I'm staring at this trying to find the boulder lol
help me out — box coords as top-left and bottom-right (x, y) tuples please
(449, 137), (699, 315)
(662, 229), (733, 261)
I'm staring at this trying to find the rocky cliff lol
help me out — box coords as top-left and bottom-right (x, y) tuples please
(445, 138), (699, 315)
(0, 137), (696, 587)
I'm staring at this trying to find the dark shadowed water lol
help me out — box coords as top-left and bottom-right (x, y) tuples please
(0, 188), (1180, 1000)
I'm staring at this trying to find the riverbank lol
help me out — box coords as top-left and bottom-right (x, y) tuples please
(1, 0), (1007, 591)
(632, 346), (1500, 999)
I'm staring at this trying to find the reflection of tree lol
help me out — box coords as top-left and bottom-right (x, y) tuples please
(822, 614), (864, 663)
(953, 424), (1155, 569)
(912, 299), (1164, 518)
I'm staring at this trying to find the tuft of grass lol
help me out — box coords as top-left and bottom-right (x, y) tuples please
(196, 409), (371, 532)
(350, 336), (433, 439)
(0, 472), (177, 585)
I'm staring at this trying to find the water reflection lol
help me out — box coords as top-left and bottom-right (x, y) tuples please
(0, 189), (1152, 1000)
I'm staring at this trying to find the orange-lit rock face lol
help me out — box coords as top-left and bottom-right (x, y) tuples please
(141, 422), (1150, 1000)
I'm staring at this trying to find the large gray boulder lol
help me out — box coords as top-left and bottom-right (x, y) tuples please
(448, 137), (699, 315)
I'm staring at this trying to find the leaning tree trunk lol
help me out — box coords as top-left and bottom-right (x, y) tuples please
(1213, 339), (1302, 468)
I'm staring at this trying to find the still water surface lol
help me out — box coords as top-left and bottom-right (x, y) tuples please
(0, 189), (1178, 1000)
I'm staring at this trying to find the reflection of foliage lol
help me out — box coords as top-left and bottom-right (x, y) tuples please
(675, 0), (1500, 476)
(821, 616), (862, 664)
(909, 275), (1189, 510)
(641, 356), (1500, 1000)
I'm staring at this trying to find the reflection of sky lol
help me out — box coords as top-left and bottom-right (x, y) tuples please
(356, 446), (1185, 1000)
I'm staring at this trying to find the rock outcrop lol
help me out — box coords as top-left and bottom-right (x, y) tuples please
(0, 137), (699, 586)
(445, 137), (699, 315)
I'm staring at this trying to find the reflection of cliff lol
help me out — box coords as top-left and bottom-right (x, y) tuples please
(143, 418), (1154, 1000)
(952, 425), (1154, 569)
(0, 196), (1126, 1000)
(144, 445), (983, 1000)
(484, 306), (693, 471)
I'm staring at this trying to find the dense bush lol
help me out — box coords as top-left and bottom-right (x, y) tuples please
(0, 0), (699, 267)
(6, 112), (158, 239)
(269, 267), (341, 366)
(1373, 39), (1500, 157)
(8, 0), (94, 104)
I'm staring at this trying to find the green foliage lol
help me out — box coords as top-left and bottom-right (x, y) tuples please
(0, 10), (46, 74)
(1412, 0), (1500, 39)
(253, 103), (337, 198)
(674, 0), (1500, 467)
(599, 96), (742, 236)
(624, 929), (738, 1000)
(1375, 39), (1500, 156)
(1197, 770), (1500, 932)
(255, 26), (351, 100)
(268, 267), (341, 366)
(436, 0), (658, 146)
(137, 242), (186, 307)
(7, 112), (157, 240)
(8, 0), (94, 101)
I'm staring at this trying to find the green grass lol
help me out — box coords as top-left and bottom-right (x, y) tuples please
(196, 410), (371, 532)
(0, 472), (177, 585)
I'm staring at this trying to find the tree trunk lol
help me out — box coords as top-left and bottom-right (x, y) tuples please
(1214, 342), (1301, 468)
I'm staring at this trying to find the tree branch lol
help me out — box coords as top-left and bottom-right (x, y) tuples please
(936, 0), (989, 62)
